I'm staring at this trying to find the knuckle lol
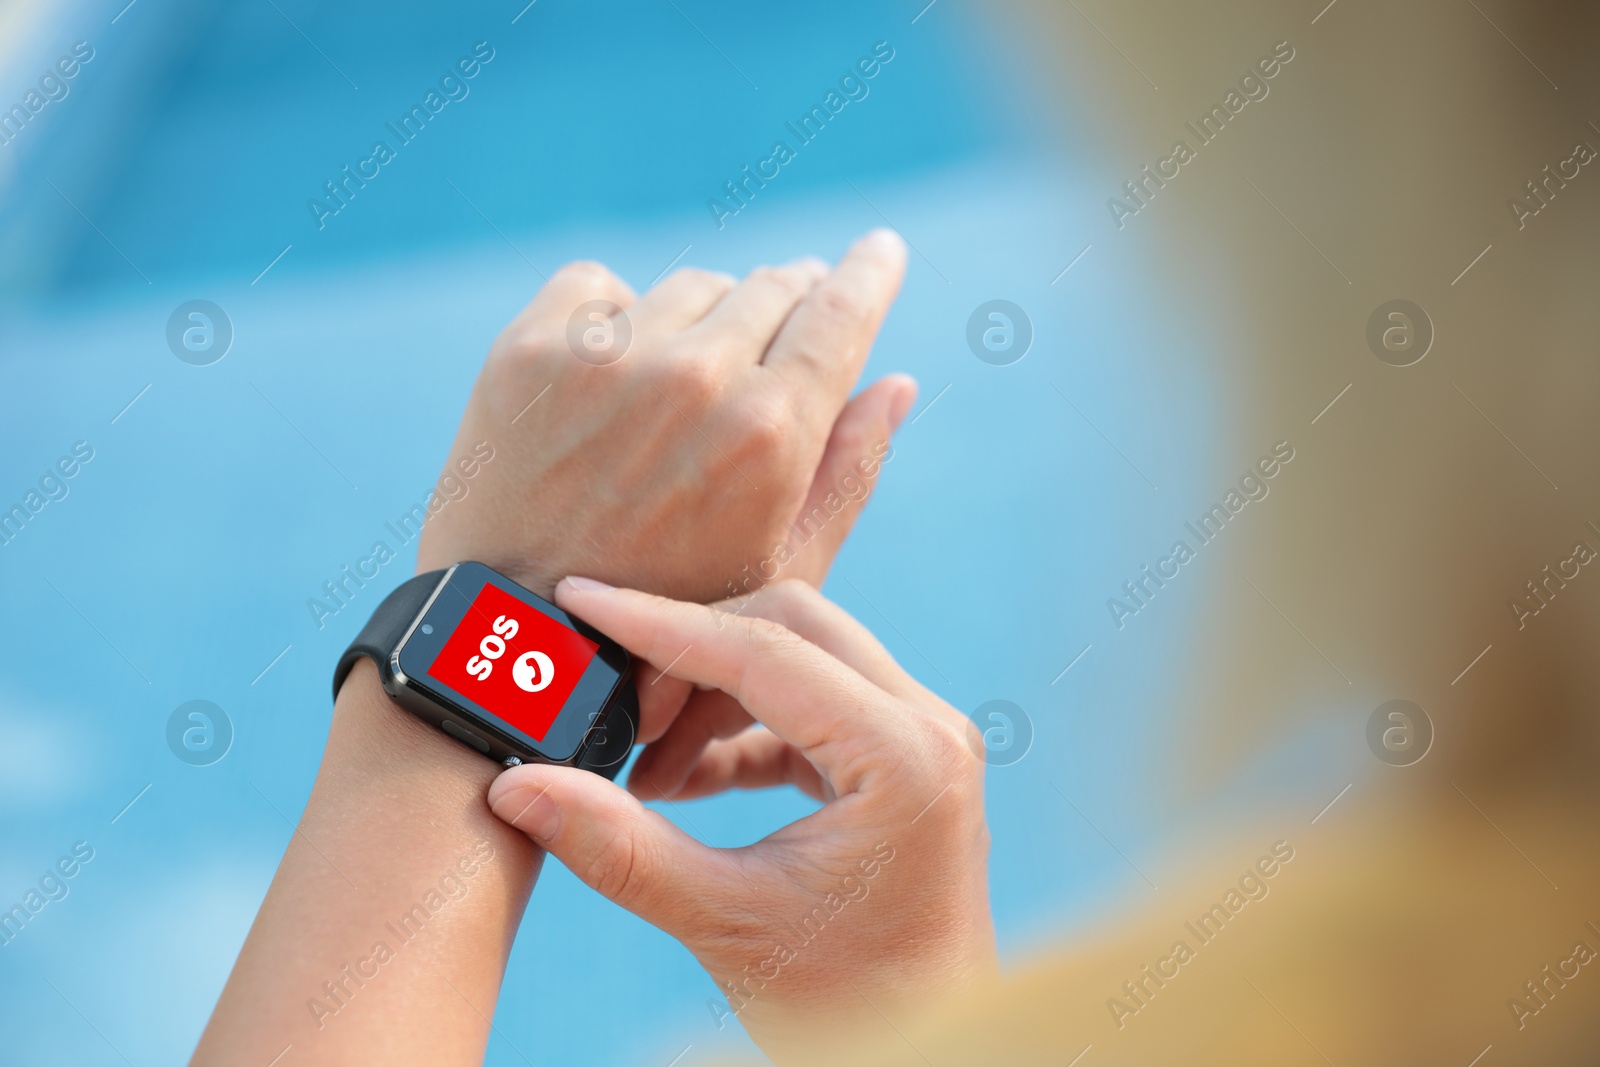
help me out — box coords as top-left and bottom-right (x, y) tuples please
(928, 718), (983, 782)
(724, 393), (789, 456)
(656, 352), (725, 409)
(749, 264), (802, 294)
(587, 829), (648, 905)
(741, 614), (805, 657)
(758, 578), (824, 633)
(671, 267), (733, 294)
(767, 577), (818, 612)
(811, 283), (871, 329)
(490, 327), (562, 370)
(742, 579), (806, 630)
(891, 719), (986, 827)
(552, 259), (616, 288)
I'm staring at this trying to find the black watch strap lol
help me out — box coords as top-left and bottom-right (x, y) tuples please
(331, 569), (447, 702)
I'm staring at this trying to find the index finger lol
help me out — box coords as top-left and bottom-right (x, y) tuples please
(553, 577), (915, 779)
(761, 229), (907, 415)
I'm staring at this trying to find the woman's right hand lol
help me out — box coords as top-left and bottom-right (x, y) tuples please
(486, 577), (997, 1060)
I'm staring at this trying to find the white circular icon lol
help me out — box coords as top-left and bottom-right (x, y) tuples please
(512, 650), (555, 693)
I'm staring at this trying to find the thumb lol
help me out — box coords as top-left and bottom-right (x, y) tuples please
(487, 763), (727, 935)
(784, 373), (917, 587)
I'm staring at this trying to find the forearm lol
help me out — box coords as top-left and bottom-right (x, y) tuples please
(194, 234), (908, 1063)
(193, 659), (540, 1065)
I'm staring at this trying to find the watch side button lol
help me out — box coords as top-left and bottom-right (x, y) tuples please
(439, 719), (491, 755)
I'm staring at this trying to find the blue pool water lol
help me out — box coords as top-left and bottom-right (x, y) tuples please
(0, 2), (1282, 1063)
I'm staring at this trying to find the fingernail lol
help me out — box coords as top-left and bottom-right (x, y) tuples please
(492, 785), (562, 843)
(561, 575), (614, 593)
(789, 255), (830, 277)
(887, 376), (918, 432)
(859, 228), (904, 254)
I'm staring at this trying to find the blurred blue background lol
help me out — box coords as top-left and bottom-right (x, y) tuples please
(0, 0), (1273, 1063)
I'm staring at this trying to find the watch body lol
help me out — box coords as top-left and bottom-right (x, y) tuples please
(334, 562), (637, 779)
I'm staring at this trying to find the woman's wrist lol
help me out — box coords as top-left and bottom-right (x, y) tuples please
(193, 659), (541, 1064)
(324, 657), (500, 787)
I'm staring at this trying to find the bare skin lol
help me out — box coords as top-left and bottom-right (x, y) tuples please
(193, 231), (917, 1066)
(489, 578), (999, 1062)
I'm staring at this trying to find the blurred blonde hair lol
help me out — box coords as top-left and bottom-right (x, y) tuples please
(834, 1), (1600, 1061)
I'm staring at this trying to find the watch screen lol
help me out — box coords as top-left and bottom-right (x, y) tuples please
(426, 582), (599, 742)
(394, 562), (628, 762)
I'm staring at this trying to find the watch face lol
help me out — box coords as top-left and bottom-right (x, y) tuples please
(395, 563), (628, 762)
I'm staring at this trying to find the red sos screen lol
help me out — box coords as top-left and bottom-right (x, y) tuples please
(426, 582), (599, 742)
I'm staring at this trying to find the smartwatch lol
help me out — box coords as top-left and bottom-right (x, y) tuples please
(333, 561), (637, 779)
